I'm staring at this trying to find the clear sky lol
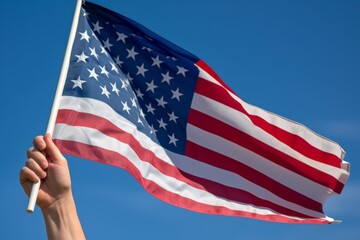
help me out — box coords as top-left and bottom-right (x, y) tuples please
(1, 0), (359, 239)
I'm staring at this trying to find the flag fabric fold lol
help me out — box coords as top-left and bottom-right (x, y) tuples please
(52, 1), (350, 224)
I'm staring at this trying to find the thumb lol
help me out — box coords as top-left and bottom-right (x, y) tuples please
(44, 133), (66, 164)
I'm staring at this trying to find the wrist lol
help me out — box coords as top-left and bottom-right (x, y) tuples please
(42, 193), (85, 240)
(41, 192), (74, 215)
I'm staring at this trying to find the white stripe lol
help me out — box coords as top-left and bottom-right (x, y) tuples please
(187, 123), (330, 203)
(168, 150), (325, 218)
(196, 64), (346, 161)
(191, 93), (348, 184)
(53, 123), (327, 221)
(59, 96), (173, 165)
(52, 125), (272, 215)
(56, 97), (326, 218)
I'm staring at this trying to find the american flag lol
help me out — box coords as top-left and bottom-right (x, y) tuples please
(53, 1), (349, 224)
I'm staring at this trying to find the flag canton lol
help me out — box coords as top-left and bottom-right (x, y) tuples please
(62, 6), (199, 154)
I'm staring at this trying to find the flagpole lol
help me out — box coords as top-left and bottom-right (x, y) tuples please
(26, 0), (83, 213)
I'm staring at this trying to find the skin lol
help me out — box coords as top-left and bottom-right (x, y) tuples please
(19, 134), (86, 240)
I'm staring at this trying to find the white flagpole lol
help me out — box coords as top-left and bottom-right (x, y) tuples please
(26, 0), (84, 213)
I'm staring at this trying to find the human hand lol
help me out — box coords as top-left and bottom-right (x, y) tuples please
(20, 134), (72, 210)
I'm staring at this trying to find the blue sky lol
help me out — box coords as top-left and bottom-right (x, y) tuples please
(1, 0), (359, 239)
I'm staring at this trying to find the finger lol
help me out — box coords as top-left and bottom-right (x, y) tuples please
(19, 166), (41, 184)
(26, 147), (34, 158)
(44, 133), (66, 164)
(33, 135), (46, 152)
(25, 158), (47, 179)
(19, 167), (41, 197)
(26, 147), (49, 170)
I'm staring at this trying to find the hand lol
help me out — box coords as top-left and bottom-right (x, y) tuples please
(20, 134), (72, 210)
(20, 134), (85, 239)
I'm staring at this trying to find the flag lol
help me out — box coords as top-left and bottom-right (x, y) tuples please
(52, 1), (350, 224)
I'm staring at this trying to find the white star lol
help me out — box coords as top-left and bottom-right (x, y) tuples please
(137, 117), (143, 125)
(161, 71), (173, 84)
(124, 78), (130, 87)
(142, 46), (152, 52)
(100, 85), (110, 98)
(146, 80), (158, 93)
(75, 51), (89, 63)
(116, 32), (127, 43)
(127, 46), (138, 60)
(93, 21), (103, 34)
(92, 31), (98, 40)
(99, 65), (109, 78)
(121, 101), (131, 114)
(156, 96), (168, 108)
(171, 88), (183, 101)
(79, 30), (90, 42)
(136, 63), (148, 77)
(71, 76), (86, 89)
(110, 62), (119, 73)
(102, 38), (113, 51)
(168, 111), (178, 123)
(87, 68), (99, 81)
(89, 47), (99, 60)
(139, 108), (145, 118)
(121, 80), (128, 90)
(146, 103), (155, 114)
(177, 66), (188, 77)
(149, 124), (157, 134)
(100, 46), (108, 56)
(167, 56), (177, 61)
(151, 55), (163, 68)
(135, 89), (144, 100)
(126, 73), (133, 83)
(110, 82), (120, 95)
(157, 118), (167, 130)
(168, 133), (178, 146)
(115, 55), (123, 66)
(130, 97), (137, 107)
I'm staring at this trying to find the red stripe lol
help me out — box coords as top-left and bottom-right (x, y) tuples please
(178, 169), (316, 219)
(185, 141), (323, 212)
(196, 59), (236, 95)
(188, 108), (344, 194)
(56, 109), (204, 189)
(53, 139), (330, 224)
(194, 76), (342, 169)
(56, 109), (314, 218)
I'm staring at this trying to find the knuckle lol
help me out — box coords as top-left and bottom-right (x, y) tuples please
(25, 158), (33, 168)
(33, 135), (46, 150)
(19, 166), (28, 176)
(40, 158), (48, 169)
(26, 147), (34, 158)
